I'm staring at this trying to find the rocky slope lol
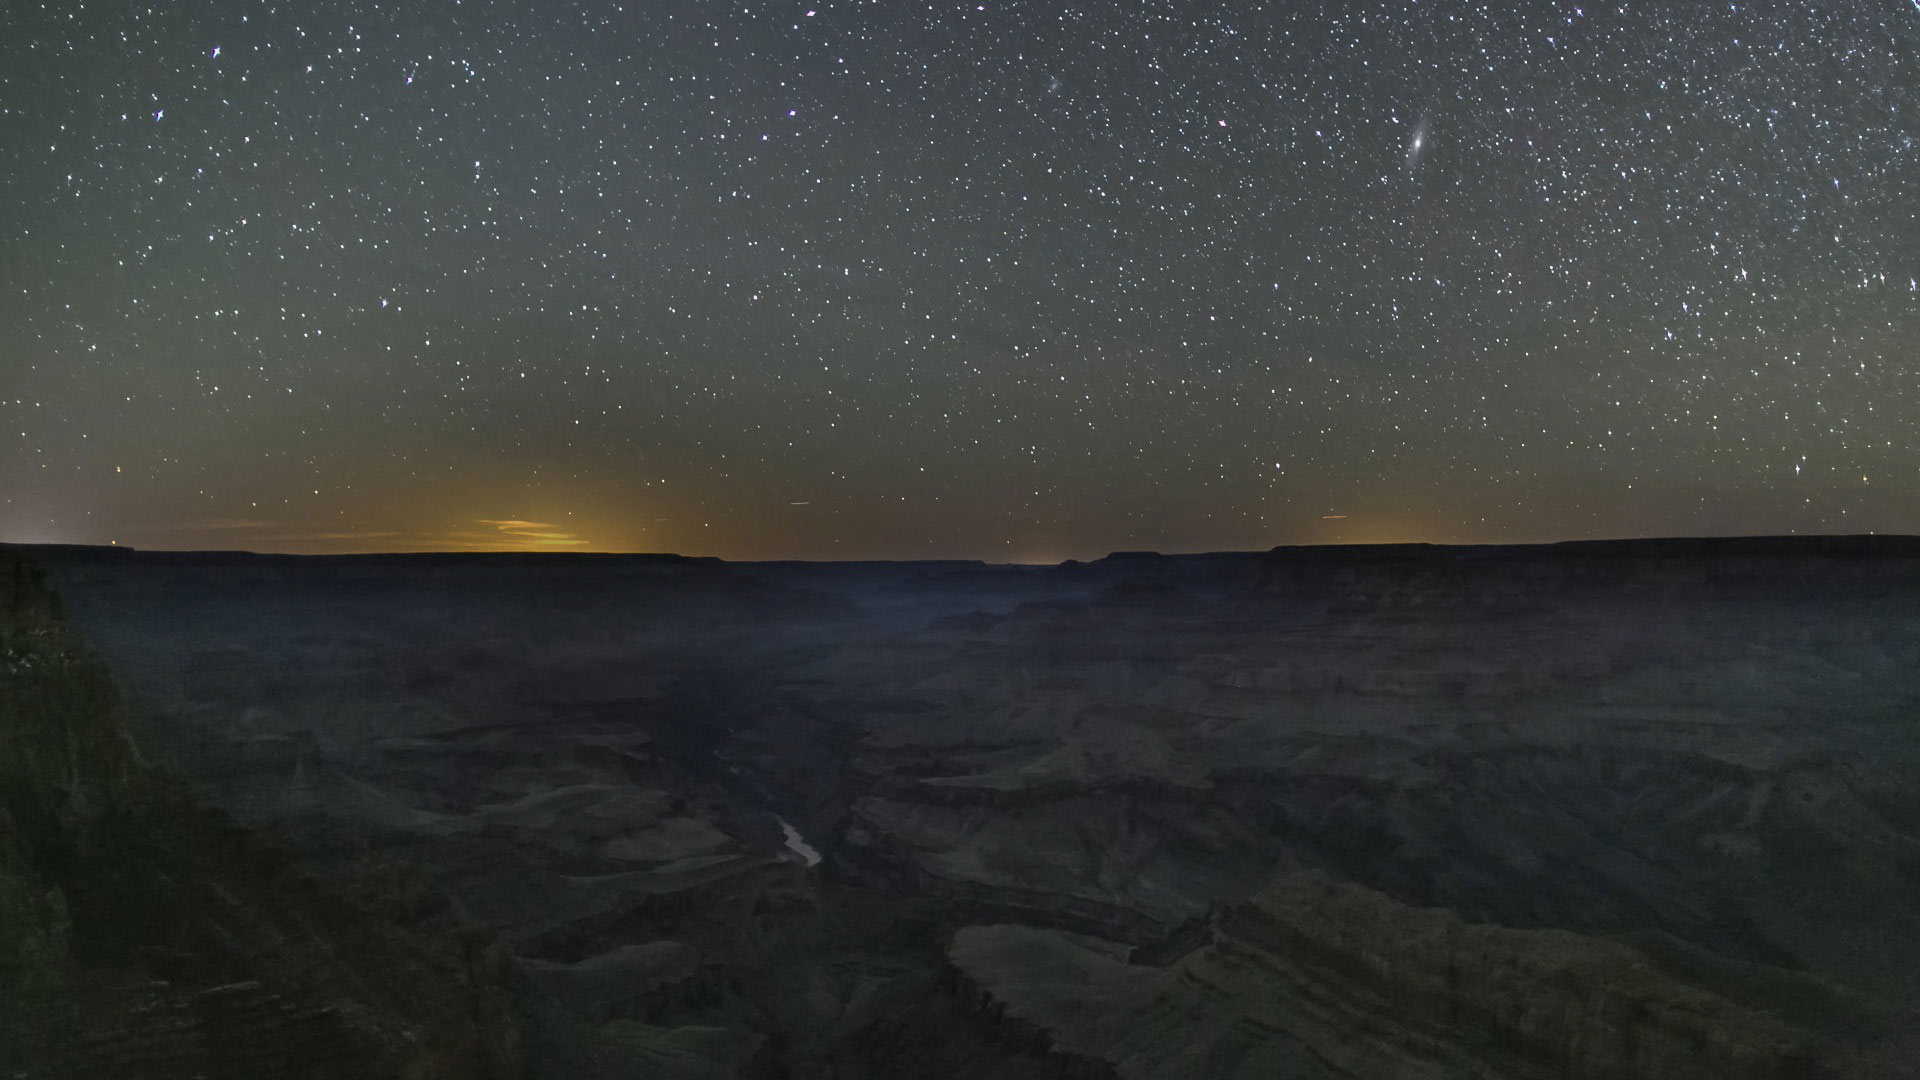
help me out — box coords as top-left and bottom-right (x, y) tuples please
(0, 549), (523, 1079)
(950, 870), (1852, 1080)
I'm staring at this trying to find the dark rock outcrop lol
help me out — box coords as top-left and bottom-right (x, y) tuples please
(0, 549), (523, 1079)
(951, 870), (1842, 1080)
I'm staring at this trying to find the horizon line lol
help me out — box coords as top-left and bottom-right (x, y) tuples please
(5, 531), (1913, 566)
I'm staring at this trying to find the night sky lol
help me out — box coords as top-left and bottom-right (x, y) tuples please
(3, 1), (1917, 561)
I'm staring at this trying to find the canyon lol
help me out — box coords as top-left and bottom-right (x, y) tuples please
(5, 537), (1919, 1076)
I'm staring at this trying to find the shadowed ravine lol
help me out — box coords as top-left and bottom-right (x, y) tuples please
(6, 539), (1920, 1077)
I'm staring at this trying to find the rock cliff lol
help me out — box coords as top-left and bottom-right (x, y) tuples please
(0, 549), (523, 1079)
(951, 870), (1837, 1080)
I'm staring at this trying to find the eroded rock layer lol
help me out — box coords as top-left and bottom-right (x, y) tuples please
(952, 871), (1831, 1080)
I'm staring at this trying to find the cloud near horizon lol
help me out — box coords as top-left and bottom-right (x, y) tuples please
(449, 519), (593, 549)
(136, 518), (595, 553)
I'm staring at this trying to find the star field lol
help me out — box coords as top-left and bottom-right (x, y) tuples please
(3, 1), (1917, 559)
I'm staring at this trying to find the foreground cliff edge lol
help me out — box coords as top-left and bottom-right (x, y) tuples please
(0, 549), (523, 1078)
(7, 539), (1920, 1077)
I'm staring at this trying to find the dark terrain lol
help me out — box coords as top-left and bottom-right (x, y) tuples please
(5, 538), (1920, 1077)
